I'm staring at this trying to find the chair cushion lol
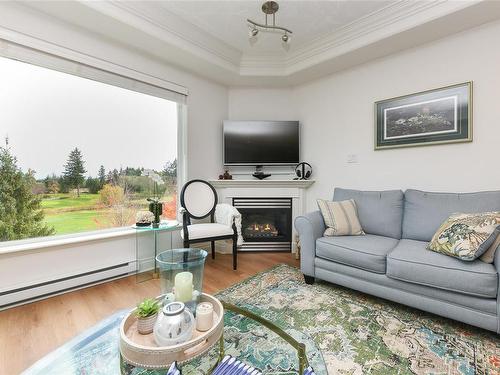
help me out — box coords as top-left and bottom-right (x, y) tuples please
(333, 188), (404, 239)
(402, 189), (500, 242)
(387, 239), (498, 298)
(181, 223), (234, 240)
(316, 234), (399, 274)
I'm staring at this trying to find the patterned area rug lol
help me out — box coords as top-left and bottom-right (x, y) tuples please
(24, 264), (500, 375)
(217, 264), (500, 375)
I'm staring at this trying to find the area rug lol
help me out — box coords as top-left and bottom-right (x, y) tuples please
(217, 264), (500, 375)
(23, 264), (500, 375)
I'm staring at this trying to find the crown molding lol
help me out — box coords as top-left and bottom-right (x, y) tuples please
(79, 0), (242, 73)
(283, 0), (478, 74)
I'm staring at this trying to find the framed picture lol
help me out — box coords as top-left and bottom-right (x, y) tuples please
(375, 82), (472, 150)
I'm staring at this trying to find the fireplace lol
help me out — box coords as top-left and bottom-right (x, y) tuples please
(233, 197), (292, 251)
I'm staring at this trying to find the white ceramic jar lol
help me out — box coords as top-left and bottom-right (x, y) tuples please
(153, 302), (194, 347)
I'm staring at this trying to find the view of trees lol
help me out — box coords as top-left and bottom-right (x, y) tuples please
(0, 139), (54, 241)
(0, 141), (177, 241)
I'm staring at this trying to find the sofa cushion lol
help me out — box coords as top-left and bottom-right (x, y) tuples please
(333, 188), (404, 239)
(387, 239), (498, 298)
(316, 234), (399, 274)
(402, 189), (500, 242)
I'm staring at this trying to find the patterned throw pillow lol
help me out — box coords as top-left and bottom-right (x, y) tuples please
(427, 212), (500, 261)
(479, 234), (500, 263)
(317, 199), (364, 236)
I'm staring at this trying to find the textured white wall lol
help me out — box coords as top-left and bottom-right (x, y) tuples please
(229, 20), (500, 211)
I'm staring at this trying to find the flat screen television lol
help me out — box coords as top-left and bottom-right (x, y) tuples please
(223, 120), (299, 166)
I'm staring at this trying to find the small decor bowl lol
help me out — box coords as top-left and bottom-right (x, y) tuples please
(153, 302), (194, 346)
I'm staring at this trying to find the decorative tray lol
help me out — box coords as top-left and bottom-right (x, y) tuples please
(119, 293), (223, 369)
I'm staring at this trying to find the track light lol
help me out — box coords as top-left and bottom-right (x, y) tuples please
(246, 1), (292, 49)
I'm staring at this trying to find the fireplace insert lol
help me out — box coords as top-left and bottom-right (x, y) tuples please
(233, 197), (292, 251)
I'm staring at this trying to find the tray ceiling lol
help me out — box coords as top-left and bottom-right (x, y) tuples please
(17, 1), (500, 86)
(160, 1), (394, 57)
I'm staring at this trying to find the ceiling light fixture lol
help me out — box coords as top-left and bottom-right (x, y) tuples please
(247, 1), (292, 49)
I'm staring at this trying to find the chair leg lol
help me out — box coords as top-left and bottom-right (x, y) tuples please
(211, 241), (215, 259)
(232, 236), (238, 270)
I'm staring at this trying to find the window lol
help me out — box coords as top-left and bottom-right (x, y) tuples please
(0, 55), (181, 242)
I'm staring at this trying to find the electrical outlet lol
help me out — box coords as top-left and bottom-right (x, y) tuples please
(347, 154), (358, 164)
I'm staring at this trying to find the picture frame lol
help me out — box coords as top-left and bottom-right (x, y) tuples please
(374, 82), (472, 150)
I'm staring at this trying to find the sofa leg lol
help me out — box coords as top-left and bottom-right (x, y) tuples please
(303, 274), (315, 285)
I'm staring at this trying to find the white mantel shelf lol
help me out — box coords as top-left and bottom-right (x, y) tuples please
(208, 179), (315, 189)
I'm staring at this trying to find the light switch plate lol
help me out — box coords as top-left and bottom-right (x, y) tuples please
(347, 154), (358, 163)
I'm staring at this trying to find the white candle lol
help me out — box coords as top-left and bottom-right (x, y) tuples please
(174, 272), (193, 302)
(196, 302), (214, 332)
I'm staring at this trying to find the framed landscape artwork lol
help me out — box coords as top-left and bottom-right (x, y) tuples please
(375, 82), (472, 150)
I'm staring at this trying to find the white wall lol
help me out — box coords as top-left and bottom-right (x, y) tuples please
(228, 88), (296, 121)
(229, 20), (500, 211)
(0, 2), (228, 181)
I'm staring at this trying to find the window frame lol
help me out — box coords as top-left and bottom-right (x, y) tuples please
(0, 36), (188, 252)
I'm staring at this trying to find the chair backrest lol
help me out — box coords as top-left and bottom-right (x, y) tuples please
(180, 179), (218, 220)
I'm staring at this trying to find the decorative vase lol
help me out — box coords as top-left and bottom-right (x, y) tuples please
(156, 248), (207, 314)
(137, 313), (158, 335)
(153, 301), (194, 346)
(148, 201), (163, 227)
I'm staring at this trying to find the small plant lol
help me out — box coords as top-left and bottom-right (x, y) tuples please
(136, 298), (160, 318)
(136, 210), (154, 225)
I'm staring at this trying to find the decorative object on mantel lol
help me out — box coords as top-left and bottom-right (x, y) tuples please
(252, 165), (271, 180)
(218, 170), (233, 180)
(294, 162), (312, 180)
(135, 210), (154, 227)
(135, 298), (160, 335)
(375, 81), (472, 149)
(142, 169), (165, 228)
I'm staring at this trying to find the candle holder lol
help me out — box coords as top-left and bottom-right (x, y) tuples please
(156, 248), (208, 314)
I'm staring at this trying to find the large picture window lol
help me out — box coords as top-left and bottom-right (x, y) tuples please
(0, 56), (179, 241)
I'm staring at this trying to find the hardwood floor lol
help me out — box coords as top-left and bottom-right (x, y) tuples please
(0, 252), (298, 374)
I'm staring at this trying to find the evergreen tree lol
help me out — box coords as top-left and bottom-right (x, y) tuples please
(98, 165), (106, 187)
(162, 159), (177, 177)
(63, 148), (86, 197)
(0, 139), (54, 241)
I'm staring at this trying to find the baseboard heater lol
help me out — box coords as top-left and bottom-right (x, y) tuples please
(0, 262), (135, 310)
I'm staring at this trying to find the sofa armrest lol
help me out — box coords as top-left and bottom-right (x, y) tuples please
(294, 210), (326, 277)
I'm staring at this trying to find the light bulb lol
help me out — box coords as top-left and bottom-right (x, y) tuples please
(281, 33), (290, 43)
(248, 27), (259, 38)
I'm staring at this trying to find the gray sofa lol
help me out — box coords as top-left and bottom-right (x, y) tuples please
(295, 188), (500, 333)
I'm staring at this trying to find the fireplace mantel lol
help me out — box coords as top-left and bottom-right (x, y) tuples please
(208, 179), (315, 189)
(209, 179), (314, 254)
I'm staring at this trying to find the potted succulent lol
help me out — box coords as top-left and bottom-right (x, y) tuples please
(136, 298), (160, 334)
(136, 210), (155, 227)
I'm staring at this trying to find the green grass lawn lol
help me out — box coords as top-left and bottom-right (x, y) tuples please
(40, 192), (175, 235)
(41, 193), (100, 212)
(43, 210), (109, 235)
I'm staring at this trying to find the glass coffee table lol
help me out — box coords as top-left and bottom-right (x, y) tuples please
(23, 300), (326, 375)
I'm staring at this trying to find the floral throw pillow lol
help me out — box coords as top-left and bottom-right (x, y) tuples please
(428, 212), (500, 261)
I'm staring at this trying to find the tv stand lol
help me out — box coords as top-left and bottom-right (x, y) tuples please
(252, 165), (271, 180)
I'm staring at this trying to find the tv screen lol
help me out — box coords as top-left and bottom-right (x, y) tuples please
(223, 121), (299, 165)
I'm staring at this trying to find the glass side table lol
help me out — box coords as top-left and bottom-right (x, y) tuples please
(133, 222), (181, 282)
